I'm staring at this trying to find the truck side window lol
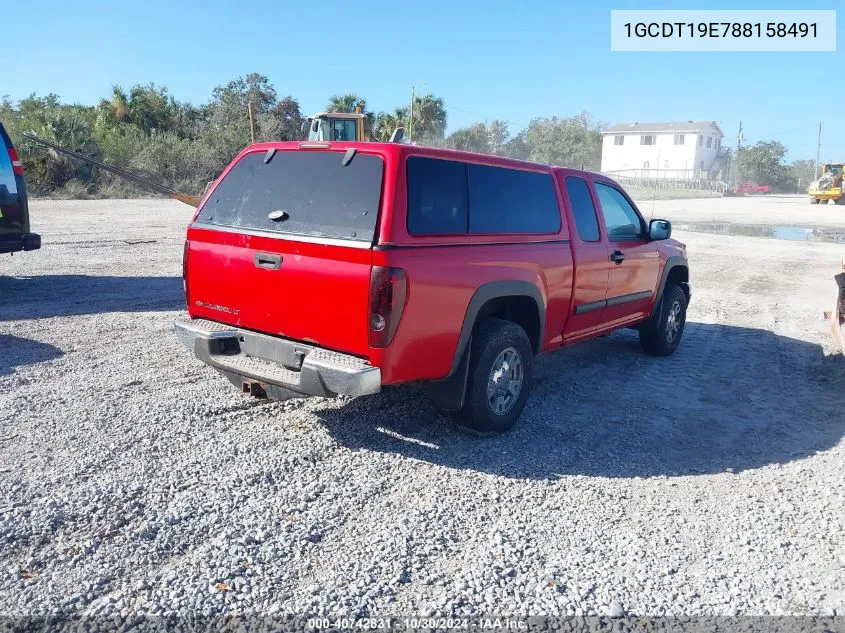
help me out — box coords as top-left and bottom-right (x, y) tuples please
(564, 176), (600, 242)
(594, 183), (645, 240)
(407, 157), (468, 235)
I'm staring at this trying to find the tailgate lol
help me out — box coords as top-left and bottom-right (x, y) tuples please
(186, 228), (373, 355)
(185, 148), (384, 358)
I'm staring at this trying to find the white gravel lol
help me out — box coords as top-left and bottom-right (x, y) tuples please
(1, 197), (844, 618)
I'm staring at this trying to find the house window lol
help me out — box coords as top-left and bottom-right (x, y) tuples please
(716, 138), (720, 150)
(640, 135), (656, 145)
(673, 134), (684, 145)
(706, 136), (712, 148)
(664, 160), (671, 168)
(700, 161), (704, 169)
(643, 161), (650, 169)
(614, 135), (624, 146)
(698, 135), (703, 146)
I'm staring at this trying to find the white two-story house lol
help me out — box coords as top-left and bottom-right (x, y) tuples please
(600, 121), (725, 179)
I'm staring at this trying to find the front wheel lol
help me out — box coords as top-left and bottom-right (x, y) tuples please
(639, 284), (687, 356)
(460, 318), (533, 434)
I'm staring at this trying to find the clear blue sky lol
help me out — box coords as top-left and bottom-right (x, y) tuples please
(2, 0), (841, 160)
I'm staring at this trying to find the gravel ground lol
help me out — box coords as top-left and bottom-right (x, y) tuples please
(1, 197), (844, 618)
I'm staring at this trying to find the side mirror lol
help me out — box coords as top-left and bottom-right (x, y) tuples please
(649, 219), (672, 241)
(389, 126), (405, 144)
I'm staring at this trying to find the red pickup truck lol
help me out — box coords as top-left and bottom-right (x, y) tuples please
(176, 142), (689, 433)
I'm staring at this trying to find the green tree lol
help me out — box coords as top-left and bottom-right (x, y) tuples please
(22, 109), (101, 193)
(736, 141), (790, 189)
(518, 113), (603, 169)
(326, 93), (366, 113)
(208, 73), (278, 149)
(503, 129), (531, 161)
(372, 108), (407, 142)
(409, 93), (446, 143)
(98, 85), (131, 126)
(446, 123), (491, 153)
(788, 159), (817, 192)
(258, 96), (305, 141)
(126, 84), (182, 133)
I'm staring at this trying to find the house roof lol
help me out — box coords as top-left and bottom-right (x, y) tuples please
(604, 120), (723, 136)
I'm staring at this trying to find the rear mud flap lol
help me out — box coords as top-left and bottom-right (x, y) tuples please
(427, 336), (471, 411)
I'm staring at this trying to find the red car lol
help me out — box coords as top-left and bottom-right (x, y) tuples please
(735, 182), (771, 195)
(176, 142), (690, 433)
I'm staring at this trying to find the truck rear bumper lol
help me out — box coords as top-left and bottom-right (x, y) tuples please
(0, 233), (41, 255)
(174, 318), (381, 399)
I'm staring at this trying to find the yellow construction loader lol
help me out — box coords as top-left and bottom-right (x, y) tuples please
(304, 107), (404, 143)
(809, 163), (844, 205)
(305, 111), (366, 142)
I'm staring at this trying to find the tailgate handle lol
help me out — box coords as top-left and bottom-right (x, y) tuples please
(254, 253), (282, 270)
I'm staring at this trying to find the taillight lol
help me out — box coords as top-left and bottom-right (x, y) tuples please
(368, 266), (407, 348)
(8, 147), (23, 176)
(182, 240), (190, 310)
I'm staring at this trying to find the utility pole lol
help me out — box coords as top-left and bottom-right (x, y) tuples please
(733, 121), (743, 189)
(408, 86), (415, 145)
(247, 101), (256, 144)
(814, 122), (822, 181)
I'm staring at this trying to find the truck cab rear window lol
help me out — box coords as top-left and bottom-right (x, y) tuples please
(195, 151), (383, 242)
(406, 157), (560, 236)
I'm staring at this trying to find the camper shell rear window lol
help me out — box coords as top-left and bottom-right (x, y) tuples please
(195, 150), (384, 242)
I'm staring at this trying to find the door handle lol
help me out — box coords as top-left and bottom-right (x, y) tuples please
(610, 250), (625, 265)
(254, 252), (282, 270)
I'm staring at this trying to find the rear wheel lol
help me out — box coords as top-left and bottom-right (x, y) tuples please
(811, 198), (820, 205)
(459, 319), (533, 434)
(639, 284), (687, 356)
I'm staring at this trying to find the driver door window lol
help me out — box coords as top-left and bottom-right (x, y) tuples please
(594, 183), (645, 240)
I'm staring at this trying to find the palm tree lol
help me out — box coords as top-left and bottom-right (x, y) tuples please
(410, 93), (447, 142)
(98, 85), (131, 125)
(373, 108), (408, 142)
(326, 93), (367, 114)
(25, 110), (101, 190)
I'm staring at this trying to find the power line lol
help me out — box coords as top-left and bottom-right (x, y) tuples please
(740, 123), (818, 144)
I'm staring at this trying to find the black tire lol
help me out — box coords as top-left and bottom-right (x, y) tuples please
(459, 318), (533, 434)
(811, 198), (820, 205)
(639, 284), (687, 356)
